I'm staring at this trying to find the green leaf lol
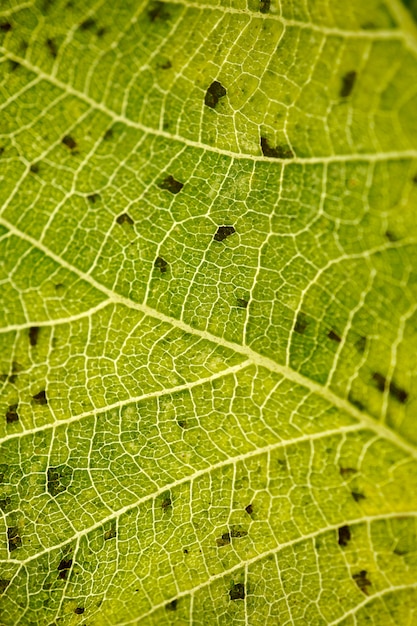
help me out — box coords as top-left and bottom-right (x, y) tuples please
(1, 0), (417, 623)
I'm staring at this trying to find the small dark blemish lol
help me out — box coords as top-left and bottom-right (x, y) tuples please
(183, 548), (188, 554)
(338, 525), (351, 547)
(7, 526), (22, 552)
(148, 2), (170, 22)
(80, 17), (96, 31)
(47, 466), (72, 497)
(229, 583), (245, 601)
(158, 175), (184, 194)
(216, 533), (231, 547)
(46, 38), (58, 58)
(294, 312), (308, 334)
(340, 71), (357, 98)
(0, 147), (4, 156)
(165, 599), (177, 611)
(351, 491), (365, 502)
(0, 497), (11, 512)
(159, 59), (172, 70)
(230, 528), (248, 538)
(236, 298), (248, 309)
(74, 608), (84, 614)
(0, 22), (12, 32)
(0, 579), (11, 594)
(361, 22), (376, 30)
(62, 135), (77, 150)
(116, 213), (134, 226)
(57, 558), (72, 580)
(9, 60), (20, 71)
(103, 128), (113, 141)
(6, 404), (19, 423)
(385, 230), (399, 242)
(353, 570), (372, 595)
(161, 493), (172, 510)
(204, 81), (227, 109)
(30, 162), (40, 174)
(339, 467), (357, 478)
(372, 372), (408, 404)
(327, 330), (342, 343)
(245, 504), (253, 515)
(87, 193), (100, 204)
(394, 547), (407, 556)
(104, 526), (116, 541)
(259, 0), (270, 12)
(154, 256), (169, 273)
(32, 390), (48, 405)
(261, 137), (294, 159)
(29, 326), (40, 346)
(355, 336), (367, 353)
(348, 392), (365, 412)
(177, 420), (187, 429)
(214, 225), (235, 242)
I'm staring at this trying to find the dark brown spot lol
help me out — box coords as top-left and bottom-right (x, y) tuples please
(165, 599), (177, 611)
(204, 81), (227, 109)
(339, 467), (357, 478)
(348, 392), (365, 412)
(340, 71), (357, 98)
(30, 162), (40, 174)
(161, 493), (171, 510)
(103, 128), (113, 140)
(9, 60), (20, 71)
(236, 298), (248, 308)
(351, 491), (365, 502)
(229, 583), (245, 601)
(6, 404), (19, 423)
(245, 504), (253, 515)
(214, 225), (235, 242)
(47, 465), (72, 497)
(46, 38), (58, 58)
(159, 59), (172, 70)
(57, 558), (72, 580)
(0, 497), (11, 512)
(352, 570), (372, 595)
(116, 213), (134, 226)
(97, 27), (106, 37)
(372, 372), (408, 404)
(32, 390), (48, 405)
(104, 526), (116, 541)
(0, 579), (10, 594)
(261, 137), (294, 158)
(327, 330), (341, 343)
(80, 17), (96, 30)
(230, 528), (248, 538)
(29, 326), (40, 346)
(0, 22), (12, 32)
(385, 230), (399, 242)
(154, 256), (168, 273)
(216, 533), (231, 547)
(338, 525), (351, 547)
(183, 548), (188, 554)
(394, 547), (407, 556)
(158, 175), (184, 194)
(7, 526), (22, 552)
(259, 0), (270, 12)
(74, 608), (84, 615)
(294, 312), (308, 334)
(355, 336), (367, 353)
(148, 2), (170, 22)
(62, 135), (77, 150)
(87, 193), (100, 203)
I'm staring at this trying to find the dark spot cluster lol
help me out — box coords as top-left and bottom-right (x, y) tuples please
(214, 225), (235, 242)
(147, 2), (170, 22)
(46, 38), (58, 58)
(372, 372), (408, 404)
(80, 17), (96, 31)
(104, 526), (116, 541)
(259, 0), (270, 12)
(6, 404), (19, 423)
(87, 193), (100, 204)
(340, 71), (357, 98)
(327, 329), (341, 343)
(116, 213), (134, 226)
(0, 579), (11, 594)
(0, 496), (11, 512)
(351, 491), (365, 502)
(352, 570), (372, 594)
(74, 607), (85, 614)
(261, 137), (294, 159)
(0, 22), (12, 32)
(158, 175), (184, 194)
(7, 526), (22, 552)
(47, 465), (72, 497)
(32, 390), (48, 405)
(29, 326), (40, 346)
(57, 557), (73, 580)
(236, 298), (248, 309)
(165, 599), (177, 611)
(229, 583), (245, 601)
(294, 312), (308, 334)
(62, 135), (77, 150)
(161, 493), (172, 510)
(204, 81), (227, 109)
(338, 525), (351, 547)
(154, 256), (168, 273)
(245, 504), (253, 515)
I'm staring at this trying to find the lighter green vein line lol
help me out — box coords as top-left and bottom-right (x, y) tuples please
(1, 215), (416, 459)
(1, 48), (417, 164)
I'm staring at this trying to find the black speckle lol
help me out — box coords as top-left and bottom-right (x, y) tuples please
(32, 390), (48, 405)
(7, 526), (22, 552)
(236, 298), (248, 309)
(46, 38), (58, 58)
(351, 491), (365, 502)
(29, 326), (40, 346)
(154, 256), (169, 273)
(339, 467), (357, 478)
(165, 599), (177, 611)
(30, 162), (40, 174)
(294, 312), (308, 334)
(74, 607), (84, 615)
(230, 528), (248, 538)
(103, 128), (113, 141)
(0, 497), (11, 512)
(87, 193), (100, 204)
(57, 558), (72, 580)
(229, 583), (245, 601)
(260, 137), (294, 159)
(340, 71), (357, 98)
(183, 548), (188, 554)
(327, 329), (342, 343)
(372, 372), (408, 404)
(6, 404), (19, 424)
(161, 493), (172, 510)
(104, 525), (116, 541)
(62, 135), (77, 150)
(0, 22), (12, 32)
(47, 465), (72, 497)
(245, 504), (253, 515)
(116, 213), (134, 226)
(352, 570), (372, 595)
(259, 0), (270, 12)
(80, 17), (96, 30)
(204, 81), (227, 109)
(214, 225), (236, 242)
(158, 175), (184, 194)
(148, 2), (170, 22)
(0, 579), (10, 594)
(355, 335), (367, 353)
(177, 419), (187, 429)
(216, 533), (231, 547)
(9, 60), (20, 71)
(338, 525), (351, 547)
